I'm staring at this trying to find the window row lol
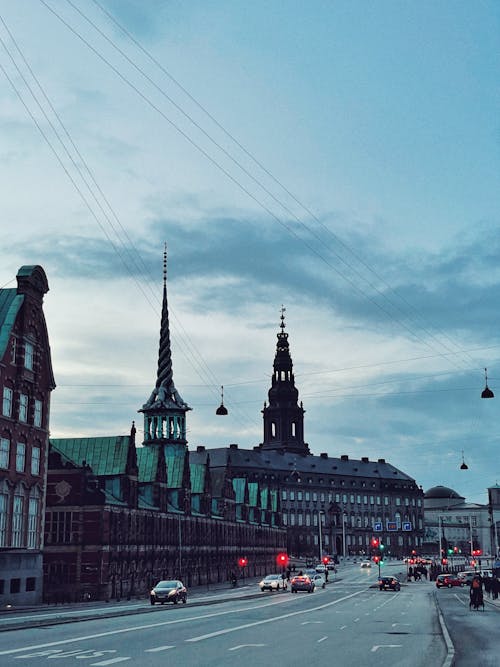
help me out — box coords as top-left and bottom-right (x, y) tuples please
(2, 387), (43, 427)
(0, 438), (40, 475)
(0, 576), (36, 595)
(282, 489), (422, 508)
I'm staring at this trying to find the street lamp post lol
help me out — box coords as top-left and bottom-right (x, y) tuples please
(342, 513), (347, 559)
(318, 510), (324, 562)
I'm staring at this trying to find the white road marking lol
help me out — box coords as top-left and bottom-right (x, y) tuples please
(339, 625), (347, 630)
(371, 645), (402, 652)
(0, 598), (295, 657)
(391, 623), (411, 627)
(317, 636), (328, 643)
(186, 590), (365, 643)
(301, 620), (323, 625)
(145, 646), (175, 652)
(90, 659), (130, 666)
(228, 644), (266, 651)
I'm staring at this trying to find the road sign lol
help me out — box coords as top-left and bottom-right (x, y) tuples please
(386, 521), (397, 531)
(402, 522), (412, 531)
(373, 522), (382, 531)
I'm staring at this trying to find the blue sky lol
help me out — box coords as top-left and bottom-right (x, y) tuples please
(1, 1), (499, 505)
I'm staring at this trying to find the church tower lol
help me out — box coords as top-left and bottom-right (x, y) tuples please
(139, 246), (191, 446)
(261, 308), (309, 455)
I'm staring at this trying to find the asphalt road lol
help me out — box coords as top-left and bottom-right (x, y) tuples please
(0, 562), (497, 667)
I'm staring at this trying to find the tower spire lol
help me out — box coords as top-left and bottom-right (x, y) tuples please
(140, 246), (191, 446)
(261, 307), (309, 454)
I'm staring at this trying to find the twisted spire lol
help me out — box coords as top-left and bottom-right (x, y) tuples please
(143, 244), (189, 410)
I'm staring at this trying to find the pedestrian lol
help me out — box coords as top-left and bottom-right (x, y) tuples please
(408, 566), (413, 581)
(492, 576), (499, 600)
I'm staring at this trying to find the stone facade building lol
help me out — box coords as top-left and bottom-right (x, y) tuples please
(0, 266), (55, 605)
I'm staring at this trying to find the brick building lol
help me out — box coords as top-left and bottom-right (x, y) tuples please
(0, 266), (55, 605)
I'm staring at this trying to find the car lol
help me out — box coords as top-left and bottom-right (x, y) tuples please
(436, 574), (464, 588)
(360, 561), (372, 569)
(259, 574), (287, 592)
(457, 571), (477, 584)
(315, 563), (327, 573)
(379, 576), (401, 591)
(290, 575), (315, 593)
(311, 573), (326, 588)
(150, 580), (187, 605)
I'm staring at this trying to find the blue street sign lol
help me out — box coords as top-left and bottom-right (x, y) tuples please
(373, 522), (382, 531)
(402, 522), (412, 531)
(387, 521), (397, 531)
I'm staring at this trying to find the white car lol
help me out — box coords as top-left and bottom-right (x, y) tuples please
(311, 573), (326, 588)
(315, 563), (327, 573)
(259, 574), (287, 592)
(360, 561), (372, 569)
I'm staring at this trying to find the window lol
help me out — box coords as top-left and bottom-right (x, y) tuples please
(297, 491), (303, 501)
(26, 577), (36, 592)
(24, 342), (34, 370)
(34, 400), (42, 428)
(305, 491), (310, 501)
(12, 494), (24, 547)
(31, 447), (40, 476)
(27, 497), (39, 548)
(0, 493), (8, 547)
(10, 578), (21, 594)
(19, 394), (28, 422)
(10, 338), (16, 363)
(2, 387), (12, 417)
(16, 443), (26, 472)
(396, 497), (401, 506)
(0, 438), (9, 469)
(281, 490), (287, 501)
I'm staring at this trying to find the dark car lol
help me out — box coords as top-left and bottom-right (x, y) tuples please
(436, 574), (464, 589)
(290, 575), (315, 593)
(150, 580), (187, 605)
(379, 576), (401, 591)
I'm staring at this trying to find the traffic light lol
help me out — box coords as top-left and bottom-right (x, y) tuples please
(276, 552), (289, 568)
(238, 557), (248, 568)
(371, 537), (380, 548)
(447, 548), (453, 555)
(322, 556), (329, 565)
(373, 556), (380, 564)
(379, 543), (385, 552)
(441, 557), (448, 566)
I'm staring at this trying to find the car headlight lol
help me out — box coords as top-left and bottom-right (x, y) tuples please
(150, 590), (156, 596)
(168, 590), (176, 596)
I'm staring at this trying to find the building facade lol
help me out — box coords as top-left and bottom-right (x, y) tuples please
(207, 308), (425, 560)
(43, 251), (286, 602)
(0, 266), (55, 605)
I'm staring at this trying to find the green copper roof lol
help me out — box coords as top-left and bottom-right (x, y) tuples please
(136, 447), (159, 483)
(232, 478), (246, 504)
(164, 444), (185, 488)
(189, 462), (205, 494)
(248, 481), (258, 507)
(50, 436), (131, 476)
(0, 289), (23, 359)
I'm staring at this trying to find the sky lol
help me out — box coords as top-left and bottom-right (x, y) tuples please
(1, 1), (499, 505)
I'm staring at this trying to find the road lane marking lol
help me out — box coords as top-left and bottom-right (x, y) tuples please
(228, 644), (266, 651)
(317, 636), (328, 643)
(90, 659), (130, 666)
(186, 590), (365, 643)
(371, 645), (402, 652)
(145, 646), (175, 652)
(0, 598), (296, 657)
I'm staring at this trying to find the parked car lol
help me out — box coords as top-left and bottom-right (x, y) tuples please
(290, 575), (315, 593)
(379, 576), (401, 591)
(259, 574), (287, 592)
(436, 574), (464, 588)
(311, 573), (326, 589)
(150, 580), (187, 605)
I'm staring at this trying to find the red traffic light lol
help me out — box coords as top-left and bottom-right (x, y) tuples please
(276, 552), (289, 567)
(373, 556), (380, 564)
(371, 537), (380, 548)
(322, 556), (329, 565)
(441, 558), (448, 565)
(238, 557), (248, 567)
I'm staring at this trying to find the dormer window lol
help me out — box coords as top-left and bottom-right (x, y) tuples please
(24, 341), (34, 370)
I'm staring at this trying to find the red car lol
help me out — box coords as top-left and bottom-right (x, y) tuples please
(436, 574), (464, 588)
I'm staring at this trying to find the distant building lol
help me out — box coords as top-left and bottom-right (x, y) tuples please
(0, 266), (55, 605)
(423, 485), (492, 559)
